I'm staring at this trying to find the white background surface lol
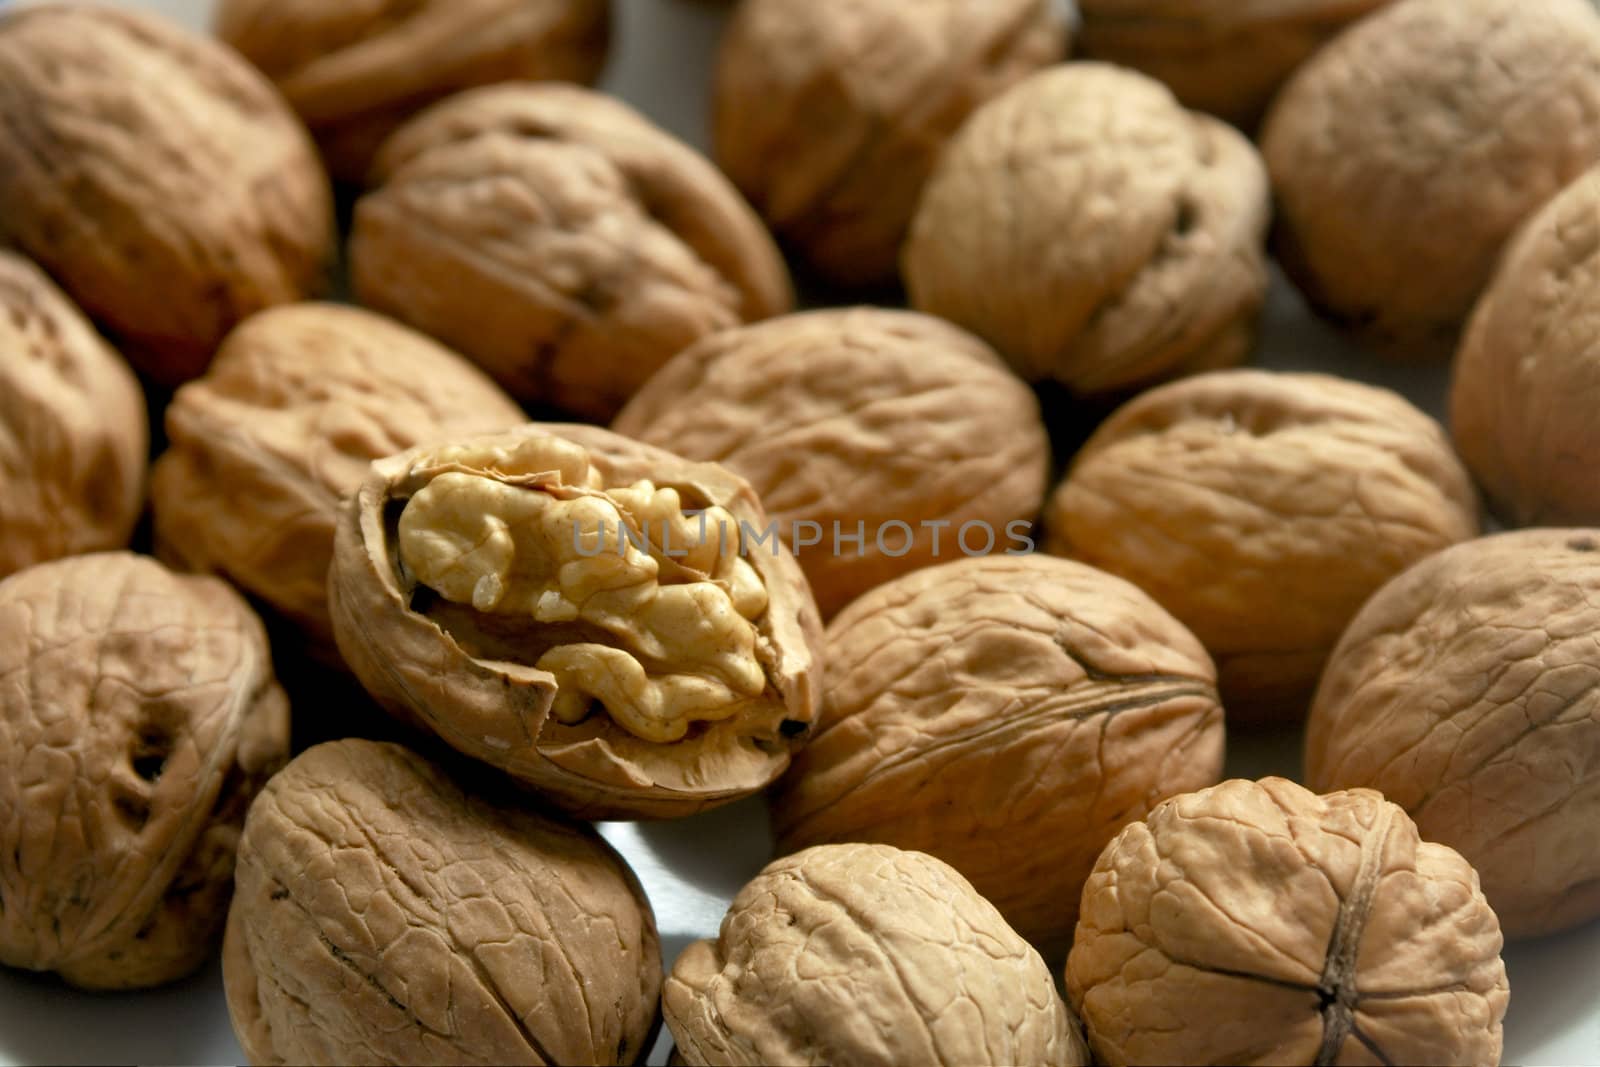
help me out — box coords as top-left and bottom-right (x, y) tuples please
(1, 0), (1597, 1064)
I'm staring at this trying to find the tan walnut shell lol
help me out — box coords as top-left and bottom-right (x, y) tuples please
(351, 83), (793, 421)
(712, 0), (1068, 288)
(665, 842), (1090, 1067)
(771, 554), (1224, 959)
(0, 552), (290, 990)
(1262, 0), (1600, 356)
(0, 4), (335, 385)
(903, 62), (1270, 397)
(0, 250), (147, 581)
(1451, 165), (1600, 527)
(223, 738), (661, 1066)
(328, 423), (823, 819)
(613, 308), (1051, 618)
(1307, 529), (1600, 940)
(1046, 369), (1480, 722)
(1067, 777), (1509, 1067)
(151, 303), (527, 655)
(216, 0), (611, 184)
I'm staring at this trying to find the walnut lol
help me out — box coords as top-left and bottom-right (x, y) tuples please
(712, 0), (1068, 288)
(1045, 369), (1479, 722)
(1451, 166), (1600, 527)
(215, 0), (611, 184)
(613, 308), (1051, 618)
(665, 842), (1090, 1067)
(0, 552), (290, 990)
(0, 4), (335, 385)
(151, 303), (526, 656)
(903, 63), (1270, 397)
(223, 738), (660, 1066)
(350, 83), (793, 421)
(1307, 529), (1600, 940)
(0, 250), (147, 581)
(1262, 0), (1600, 356)
(328, 424), (822, 819)
(771, 555), (1224, 959)
(1067, 778), (1509, 1066)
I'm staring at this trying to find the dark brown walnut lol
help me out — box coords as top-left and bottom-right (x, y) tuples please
(903, 63), (1270, 397)
(713, 0), (1068, 288)
(613, 308), (1051, 618)
(215, 0), (611, 184)
(151, 303), (526, 655)
(1308, 529), (1600, 940)
(328, 423), (823, 819)
(1451, 166), (1600, 527)
(0, 250), (147, 580)
(665, 843), (1090, 1067)
(1262, 0), (1600, 357)
(224, 738), (661, 1066)
(1046, 370), (1480, 723)
(351, 83), (793, 421)
(772, 555), (1224, 958)
(0, 552), (290, 990)
(1067, 778), (1508, 1067)
(0, 4), (335, 385)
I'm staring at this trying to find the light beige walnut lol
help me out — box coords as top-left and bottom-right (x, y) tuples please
(1308, 529), (1600, 940)
(1067, 778), (1508, 1067)
(1045, 370), (1479, 722)
(151, 303), (526, 655)
(1262, 0), (1600, 357)
(351, 83), (793, 420)
(713, 0), (1068, 288)
(771, 555), (1224, 960)
(0, 552), (290, 990)
(665, 843), (1090, 1067)
(223, 738), (660, 1066)
(328, 424), (822, 819)
(613, 308), (1050, 617)
(0, 4), (335, 385)
(216, 0), (611, 184)
(903, 63), (1270, 397)
(0, 250), (147, 580)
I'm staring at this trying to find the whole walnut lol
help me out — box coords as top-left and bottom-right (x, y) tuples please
(713, 0), (1068, 288)
(771, 555), (1224, 958)
(328, 423), (822, 819)
(351, 83), (793, 420)
(151, 303), (527, 655)
(1045, 370), (1479, 722)
(1077, 0), (1393, 127)
(0, 4), (335, 385)
(1451, 166), (1600, 527)
(0, 250), (147, 580)
(224, 738), (660, 1066)
(216, 0), (611, 184)
(903, 63), (1270, 397)
(613, 308), (1051, 617)
(1307, 529), (1600, 940)
(665, 843), (1090, 1067)
(0, 552), (290, 990)
(1262, 0), (1600, 356)
(1067, 778), (1509, 1067)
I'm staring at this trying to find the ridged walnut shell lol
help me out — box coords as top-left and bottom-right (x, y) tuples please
(0, 250), (147, 580)
(351, 83), (793, 420)
(0, 552), (290, 990)
(223, 738), (661, 1066)
(0, 4), (335, 385)
(1068, 778), (1508, 1066)
(904, 63), (1270, 397)
(772, 555), (1224, 959)
(665, 843), (1090, 1067)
